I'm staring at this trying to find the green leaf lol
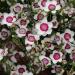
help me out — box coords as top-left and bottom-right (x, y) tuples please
(0, 1), (10, 13)
(6, 0), (17, 5)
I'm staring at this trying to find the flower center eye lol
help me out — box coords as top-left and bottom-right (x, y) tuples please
(20, 19), (27, 25)
(65, 43), (71, 49)
(28, 36), (35, 42)
(42, 58), (49, 65)
(41, 0), (47, 7)
(53, 53), (60, 60)
(48, 4), (56, 10)
(37, 13), (44, 20)
(18, 68), (25, 73)
(40, 23), (49, 31)
(15, 53), (21, 59)
(19, 28), (26, 34)
(1, 31), (8, 37)
(6, 16), (13, 23)
(14, 6), (21, 12)
(64, 33), (71, 41)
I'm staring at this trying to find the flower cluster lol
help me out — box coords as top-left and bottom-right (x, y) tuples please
(0, 0), (75, 75)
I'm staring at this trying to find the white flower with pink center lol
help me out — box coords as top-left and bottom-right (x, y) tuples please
(0, 28), (11, 40)
(35, 17), (53, 36)
(50, 50), (63, 64)
(1, 13), (16, 26)
(10, 51), (24, 63)
(16, 27), (27, 38)
(10, 3), (23, 13)
(15, 18), (29, 28)
(32, 2), (40, 11)
(38, 0), (61, 13)
(0, 48), (8, 61)
(34, 10), (47, 21)
(25, 33), (39, 45)
(39, 55), (51, 66)
(16, 65), (26, 74)
(38, 0), (48, 11)
(61, 29), (74, 43)
(62, 42), (74, 53)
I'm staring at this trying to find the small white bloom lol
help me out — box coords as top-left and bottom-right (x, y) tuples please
(61, 29), (74, 43)
(10, 3), (23, 13)
(39, 55), (51, 66)
(15, 18), (29, 28)
(50, 50), (63, 64)
(38, 0), (61, 13)
(25, 33), (39, 45)
(1, 13), (16, 26)
(34, 10), (47, 21)
(16, 27), (27, 38)
(0, 28), (11, 40)
(35, 17), (53, 36)
(62, 42), (74, 53)
(16, 65), (26, 74)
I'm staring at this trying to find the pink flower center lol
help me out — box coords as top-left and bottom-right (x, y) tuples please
(1, 31), (8, 38)
(48, 4), (56, 10)
(20, 19), (27, 25)
(14, 6), (21, 12)
(65, 43), (71, 49)
(42, 58), (49, 65)
(40, 23), (49, 31)
(0, 16), (3, 19)
(18, 68), (25, 73)
(41, 0), (47, 7)
(64, 33), (71, 41)
(28, 36), (35, 42)
(53, 53), (60, 60)
(48, 43), (51, 48)
(15, 53), (21, 59)
(6, 16), (13, 23)
(37, 13), (44, 20)
(19, 28), (26, 34)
